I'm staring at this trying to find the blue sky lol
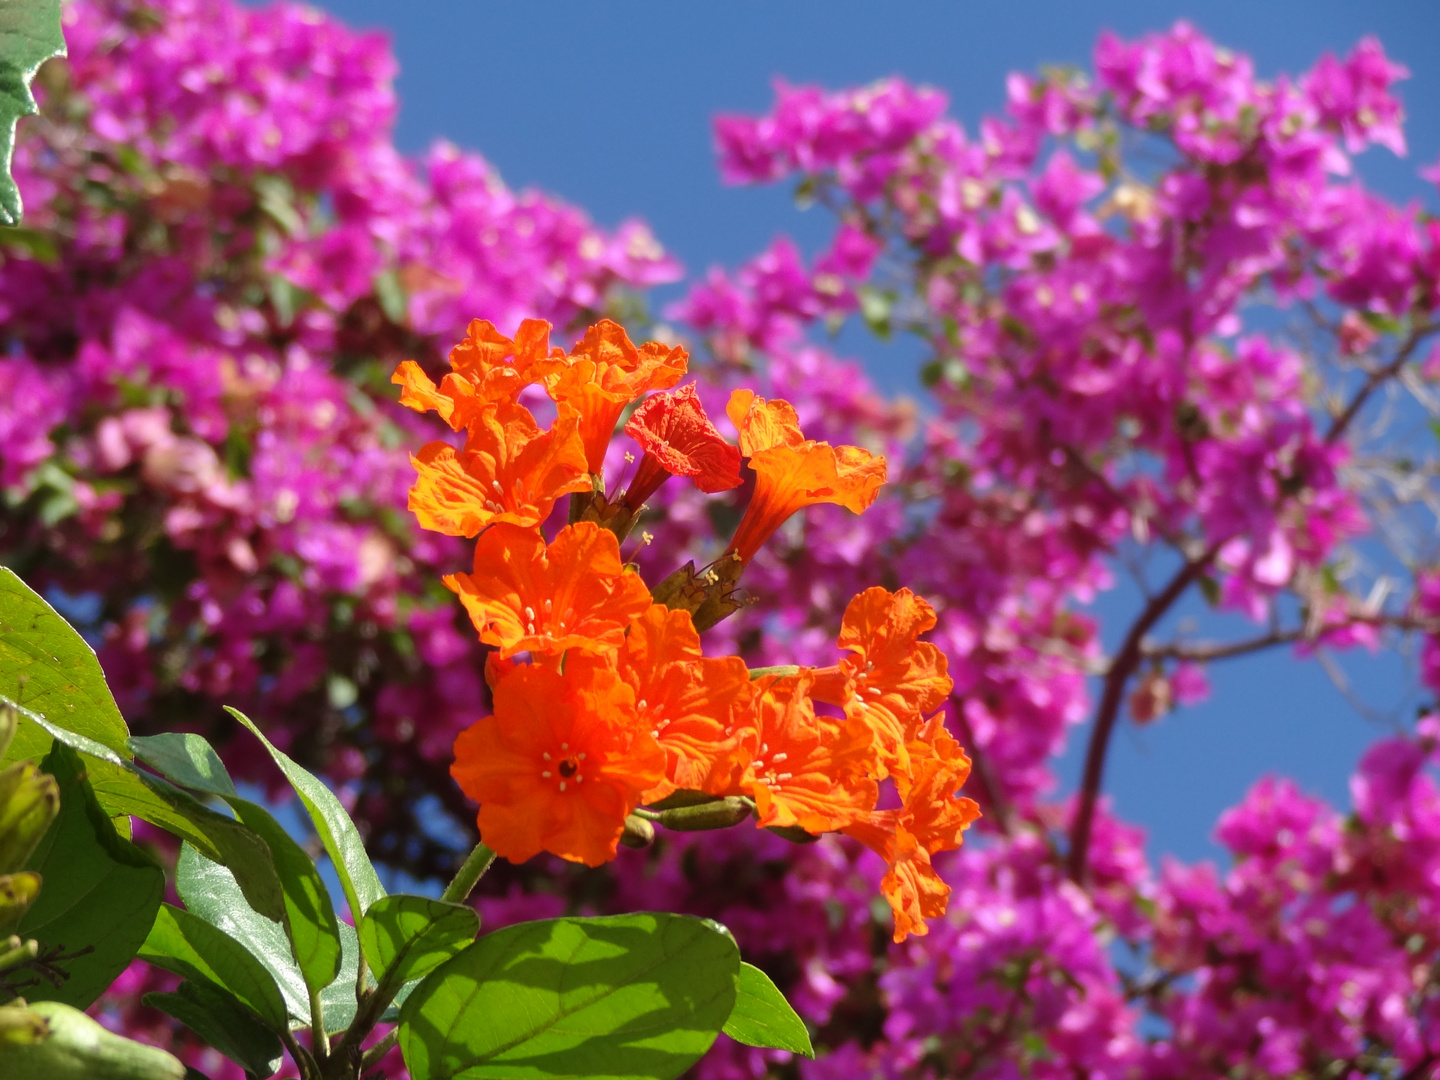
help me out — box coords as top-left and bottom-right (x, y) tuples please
(311, 0), (1440, 867)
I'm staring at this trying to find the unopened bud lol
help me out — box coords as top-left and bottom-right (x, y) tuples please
(0, 999), (187, 1078)
(0, 874), (41, 937)
(0, 765), (60, 876)
(620, 814), (655, 848)
(658, 796), (754, 832)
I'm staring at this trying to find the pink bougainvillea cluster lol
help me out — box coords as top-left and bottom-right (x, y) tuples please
(6, 1), (1440, 1076)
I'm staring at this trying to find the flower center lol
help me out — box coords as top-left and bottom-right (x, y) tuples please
(558, 759), (578, 778)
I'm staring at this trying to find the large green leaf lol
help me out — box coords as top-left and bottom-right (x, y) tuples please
(129, 728), (343, 995)
(398, 913), (740, 1080)
(361, 894), (478, 993)
(9, 743), (163, 1009)
(0, 567), (128, 765)
(176, 843), (312, 1028)
(722, 963), (813, 1057)
(10, 703), (287, 923)
(128, 733), (237, 798)
(0, 0), (64, 226)
(228, 799), (342, 999)
(139, 903), (289, 1032)
(226, 708), (384, 924)
(145, 979), (284, 1079)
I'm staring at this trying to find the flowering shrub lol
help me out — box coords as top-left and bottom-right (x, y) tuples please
(5, 0), (1440, 1076)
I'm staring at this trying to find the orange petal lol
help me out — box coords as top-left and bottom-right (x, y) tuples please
(444, 522), (651, 657)
(452, 662), (663, 867)
(406, 402), (590, 537)
(736, 674), (877, 833)
(542, 320), (689, 473)
(624, 384), (743, 502)
(728, 439), (887, 564)
(611, 605), (755, 801)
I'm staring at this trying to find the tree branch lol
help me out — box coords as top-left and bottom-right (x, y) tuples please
(1144, 613), (1440, 664)
(1067, 545), (1219, 884)
(1326, 325), (1435, 445)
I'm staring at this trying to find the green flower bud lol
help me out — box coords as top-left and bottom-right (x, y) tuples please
(0, 764), (60, 876)
(0, 1000), (186, 1079)
(657, 796), (754, 832)
(0, 873), (41, 937)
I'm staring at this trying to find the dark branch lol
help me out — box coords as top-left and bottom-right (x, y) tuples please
(1067, 545), (1219, 884)
(1326, 325), (1436, 445)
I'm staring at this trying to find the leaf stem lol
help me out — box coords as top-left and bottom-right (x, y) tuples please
(361, 1028), (400, 1071)
(440, 841), (496, 905)
(309, 988), (330, 1063)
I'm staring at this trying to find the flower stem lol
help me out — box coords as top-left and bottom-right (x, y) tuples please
(441, 841), (496, 905)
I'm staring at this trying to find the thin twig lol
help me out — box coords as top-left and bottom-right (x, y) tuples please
(1067, 545), (1219, 884)
(1326, 326), (1435, 445)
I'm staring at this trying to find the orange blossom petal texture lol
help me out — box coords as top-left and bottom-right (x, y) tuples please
(451, 661), (664, 866)
(810, 587), (954, 785)
(541, 319), (688, 473)
(724, 389), (887, 564)
(443, 521), (652, 657)
(407, 402), (590, 537)
(736, 673), (878, 834)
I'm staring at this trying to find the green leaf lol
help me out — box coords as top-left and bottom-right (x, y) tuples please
(145, 980), (284, 1079)
(361, 894), (478, 992)
(0, 0), (64, 225)
(722, 963), (813, 1058)
(226, 708), (384, 924)
(176, 844), (311, 1029)
(228, 799), (342, 1000)
(315, 920), (370, 1035)
(125, 730), (343, 1001)
(0, 567), (129, 766)
(10, 743), (163, 1009)
(139, 903), (289, 1032)
(9, 703), (287, 923)
(128, 733), (237, 798)
(399, 913), (739, 1080)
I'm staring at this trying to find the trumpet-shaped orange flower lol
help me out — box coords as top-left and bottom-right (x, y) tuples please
(451, 661), (665, 867)
(444, 522), (652, 657)
(810, 587), (954, 786)
(843, 716), (980, 941)
(392, 319), (560, 431)
(621, 384), (743, 511)
(407, 402), (591, 537)
(724, 389), (887, 565)
(598, 604), (754, 801)
(736, 673), (878, 834)
(541, 320), (688, 473)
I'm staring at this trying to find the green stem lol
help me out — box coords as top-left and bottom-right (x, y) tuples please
(441, 842), (496, 905)
(329, 842), (496, 1074)
(361, 1027), (400, 1071)
(309, 988), (330, 1063)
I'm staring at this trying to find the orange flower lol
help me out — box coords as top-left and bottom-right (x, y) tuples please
(621, 384), (743, 511)
(451, 661), (664, 867)
(602, 604), (754, 801)
(541, 320), (688, 473)
(407, 402), (591, 537)
(843, 717), (980, 942)
(810, 587), (954, 786)
(444, 522), (652, 657)
(735, 673), (877, 834)
(392, 318), (559, 430)
(724, 389), (887, 565)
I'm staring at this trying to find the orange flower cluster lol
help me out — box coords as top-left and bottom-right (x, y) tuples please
(396, 318), (977, 941)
